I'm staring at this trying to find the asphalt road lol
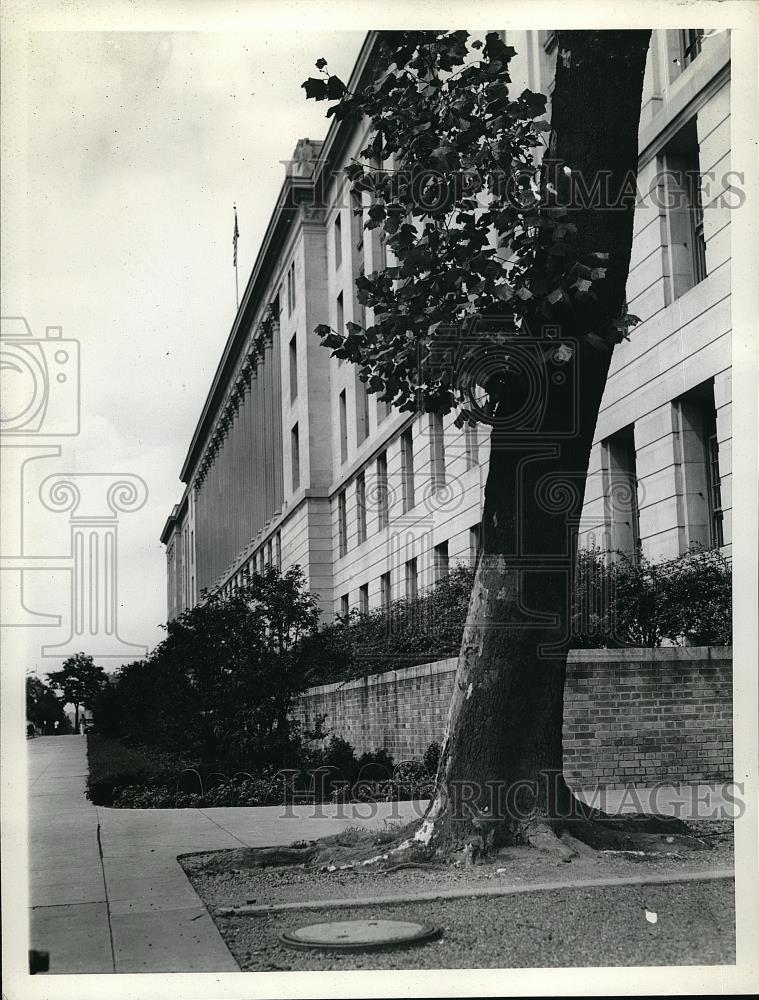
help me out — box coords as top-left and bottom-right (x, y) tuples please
(216, 877), (735, 970)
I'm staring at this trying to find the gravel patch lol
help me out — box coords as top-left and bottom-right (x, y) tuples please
(179, 820), (734, 970)
(200, 881), (735, 970)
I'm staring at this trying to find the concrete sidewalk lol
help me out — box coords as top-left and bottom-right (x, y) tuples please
(28, 736), (738, 974)
(28, 736), (423, 973)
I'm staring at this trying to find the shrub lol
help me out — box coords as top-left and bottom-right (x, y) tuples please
(91, 565), (320, 771)
(423, 740), (442, 776)
(304, 565), (476, 683)
(572, 546), (731, 648)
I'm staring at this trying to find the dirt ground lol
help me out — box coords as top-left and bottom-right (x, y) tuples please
(179, 819), (734, 971)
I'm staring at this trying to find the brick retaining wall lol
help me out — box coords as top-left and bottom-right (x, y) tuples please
(292, 647), (732, 789)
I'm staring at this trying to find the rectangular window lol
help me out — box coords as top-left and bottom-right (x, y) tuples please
(680, 29), (704, 67)
(469, 524), (481, 567)
(675, 381), (723, 550)
(707, 429), (724, 548)
(661, 118), (707, 301)
(266, 539), (273, 567)
(405, 557), (418, 602)
(603, 425), (640, 558)
(356, 471), (367, 544)
(356, 374), (370, 445)
(334, 213), (342, 271)
(275, 530), (282, 569)
(339, 389), (348, 464)
(358, 583), (369, 615)
(338, 489), (348, 558)
(376, 451), (389, 530)
(434, 541), (449, 582)
(340, 593), (349, 617)
(380, 571), (392, 608)
(290, 423), (300, 491)
(287, 262), (296, 315)
(377, 395), (391, 423)
(336, 291), (344, 335)
(289, 333), (298, 402)
(351, 190), (364, 253)
(430, 412), (446, 490)
(401, 428), (415, 513)
(464, 423), (479, 469)
(336, 291), (345, 367)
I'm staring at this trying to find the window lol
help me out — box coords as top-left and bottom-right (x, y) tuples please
(267, 539), (273, 567)
(334, 214), (342, 271)
(356, 472), (367, 544)
(674, 381), (723, 549)
(469, 524), (481, 567)
(376, 451), (389, 530)
(289, 333), (298, 401)
(286, 262), (296, 315)
(603, 425), (640, 558)
(358, 583), (369, 615)
(434, 541), (449, 582)
(290, 423), (300, 491)
(356, 374), (370, 445)
(430, 412), (446, 490)
(275, 530), (282, 569)
(351, 190), (364, 253)
(660, 118), (707, 301)
(680, 29), (705, 67)
(336, 291), (345, 367)
(380, 571), (392, 608)
(401, 428), (415, 512)
(464, 423), (479, 470)
(540, 30), (558, 96)
(707, 429), (724, 548)
(336, 291), (344, 335)
(338, 489), (348, 557)
(340, 593), (349, 617)
(377, 395), (391, 423)
(405, 557), (418, 602)
(339, 389), (348, 463)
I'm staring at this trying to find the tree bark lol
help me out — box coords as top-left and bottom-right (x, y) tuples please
(417, 30), (652, 854)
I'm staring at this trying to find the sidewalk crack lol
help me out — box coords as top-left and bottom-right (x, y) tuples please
(95, 809), (117, 972)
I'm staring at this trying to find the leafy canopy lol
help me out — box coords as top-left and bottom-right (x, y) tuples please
(47, 652), (107, 709)
(304, 31), (638, 423)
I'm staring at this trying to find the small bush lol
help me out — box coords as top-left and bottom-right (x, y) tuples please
(423, 741), (442, 776)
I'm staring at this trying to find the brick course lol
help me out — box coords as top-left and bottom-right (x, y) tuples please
(292, 647), (733, 789)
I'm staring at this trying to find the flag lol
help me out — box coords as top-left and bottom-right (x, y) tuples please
(233, 204), (240, 267)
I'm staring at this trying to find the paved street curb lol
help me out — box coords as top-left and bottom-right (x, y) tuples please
(215, 868), (734, 916)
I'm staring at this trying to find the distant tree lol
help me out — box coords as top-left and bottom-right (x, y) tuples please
(26, 675), (66, 734)
(47, 653), (107, 731)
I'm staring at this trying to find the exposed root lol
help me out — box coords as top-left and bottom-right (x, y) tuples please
(525, 822), (578, 862)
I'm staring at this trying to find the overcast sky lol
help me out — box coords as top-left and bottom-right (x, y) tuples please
(6, 20), (364, 669)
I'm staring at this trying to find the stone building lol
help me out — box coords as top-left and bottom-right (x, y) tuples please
(162, 29), (731, 621)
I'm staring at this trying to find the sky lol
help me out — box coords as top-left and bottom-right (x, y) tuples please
(4, 16), (365, 670)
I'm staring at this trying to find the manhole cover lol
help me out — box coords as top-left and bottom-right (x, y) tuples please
(281, 918), (441, 952)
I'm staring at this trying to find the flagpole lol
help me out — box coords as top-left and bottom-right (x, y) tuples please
(233, 203), (240, 310)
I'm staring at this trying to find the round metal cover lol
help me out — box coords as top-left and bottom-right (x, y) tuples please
(281, 918), (441, 951)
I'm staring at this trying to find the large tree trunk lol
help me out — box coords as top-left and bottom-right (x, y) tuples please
(418, 30), (652, 854)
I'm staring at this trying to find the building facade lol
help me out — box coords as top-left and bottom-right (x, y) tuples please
(162, 29), (732, 621)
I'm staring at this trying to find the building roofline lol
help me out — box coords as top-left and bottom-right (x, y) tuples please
(177, 31), (381, 487)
